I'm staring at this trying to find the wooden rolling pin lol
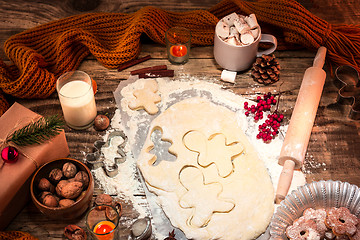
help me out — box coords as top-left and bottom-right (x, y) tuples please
(275, 46), (327, 204)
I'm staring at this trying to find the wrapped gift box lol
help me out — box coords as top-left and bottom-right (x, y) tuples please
(0, 102), (70, 230)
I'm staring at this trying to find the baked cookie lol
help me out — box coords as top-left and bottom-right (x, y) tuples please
(286, 217), (321, 240)
(128, 79), (161, 114)
(326, 207), (358, 237)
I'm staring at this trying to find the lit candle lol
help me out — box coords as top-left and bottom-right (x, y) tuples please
(57, 71), (97, 129)
(93, 220), (116, 240)
(170, 45), (187, 57)
(165, 27), (191, 65)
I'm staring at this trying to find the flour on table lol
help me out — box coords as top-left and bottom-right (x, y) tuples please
(91, 76), (306, 240)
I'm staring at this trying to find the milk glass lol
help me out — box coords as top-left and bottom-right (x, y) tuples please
(56, 71), (97, 130)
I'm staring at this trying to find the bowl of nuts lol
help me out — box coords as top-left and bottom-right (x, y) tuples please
(30, 158), (94, 220)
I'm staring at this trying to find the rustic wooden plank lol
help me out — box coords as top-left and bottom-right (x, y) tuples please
(1, 0), (360, 239)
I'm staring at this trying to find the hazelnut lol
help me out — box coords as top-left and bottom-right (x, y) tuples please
(49, 168), (63, 182)
(59, 199), (75, 208)
(43, 194), (58, 207)
(63, 162), (77, 178)
(94, 115), (110, 131)
(95, 193), (113, 206)
(60, 181), (83, 199)
(56, 179), (70, 196)
(38, 178), (54, 192)
(74, 171), (89, 188)
(64, 224), (86, 240)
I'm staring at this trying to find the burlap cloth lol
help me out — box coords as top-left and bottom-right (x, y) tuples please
(0, 0), (359, 115)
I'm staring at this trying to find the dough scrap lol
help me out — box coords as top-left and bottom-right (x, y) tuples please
(179, 166), (235, 228)
(137, 97), (274, 240)
(128, 79), (161, 114)
(183, 131), (243, 178)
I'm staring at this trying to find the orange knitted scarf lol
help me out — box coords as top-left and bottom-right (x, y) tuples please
(0, 0), (359, 115)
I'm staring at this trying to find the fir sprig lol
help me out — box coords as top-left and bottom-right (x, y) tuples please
(6, 115), (65, 146)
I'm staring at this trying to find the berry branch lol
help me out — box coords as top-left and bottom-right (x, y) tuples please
(244, 92), (284, 143)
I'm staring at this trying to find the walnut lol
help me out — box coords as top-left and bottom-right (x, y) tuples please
(43, 194), (59, 207)
(56, 179), (70, 196)
(95, 193), (113, 206)
(64, 224), (86, 240)
(59, 199), (75, 208)
(60, 181), (83, 199)
(74, 171), (89, 188)
(38, 178), (54, 193)
(63, 162), (77, 179)
(38, 191), (52, 202)
(49, 168), (63, 182)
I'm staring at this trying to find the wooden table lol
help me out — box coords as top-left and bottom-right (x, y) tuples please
(1, 0), (359, 239)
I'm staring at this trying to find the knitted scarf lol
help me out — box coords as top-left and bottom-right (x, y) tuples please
(0, 0), (359, 116)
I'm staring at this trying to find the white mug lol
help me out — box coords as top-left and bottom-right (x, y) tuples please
(214, 22), (277, 72)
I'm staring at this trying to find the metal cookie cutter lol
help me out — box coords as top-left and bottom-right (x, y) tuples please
(335, 65), (360, 120)
(86, 130), (127, 177)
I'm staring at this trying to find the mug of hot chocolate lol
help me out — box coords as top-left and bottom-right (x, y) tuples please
(214, 13), (277, 72)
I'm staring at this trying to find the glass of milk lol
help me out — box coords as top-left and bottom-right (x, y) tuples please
(56, 71), (97, 130)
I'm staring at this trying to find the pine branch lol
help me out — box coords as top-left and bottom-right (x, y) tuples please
(6, 115), (65, 146)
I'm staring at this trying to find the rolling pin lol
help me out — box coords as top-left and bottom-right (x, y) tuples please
(275, 46), (327, 204)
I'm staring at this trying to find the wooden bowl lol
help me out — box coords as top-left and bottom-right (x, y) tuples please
(30, 158), (94, 220)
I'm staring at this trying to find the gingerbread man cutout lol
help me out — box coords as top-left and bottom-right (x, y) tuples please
(179, 166), (235, 228)
(183, 131), (243, 177)
(128, 79), (161, 114)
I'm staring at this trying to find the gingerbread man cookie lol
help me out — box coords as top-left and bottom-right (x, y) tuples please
(179, 166), (235, 228)
(183, 131), (243, 177)
(128, 79), (161, 114)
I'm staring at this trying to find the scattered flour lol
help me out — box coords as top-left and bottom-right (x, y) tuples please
(92, 76), (307, 239)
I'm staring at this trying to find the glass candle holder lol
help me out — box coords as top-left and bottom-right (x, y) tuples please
(85, 205), (120, 240)
(165, 27), (191, 65)
(56, 71), (97, 130)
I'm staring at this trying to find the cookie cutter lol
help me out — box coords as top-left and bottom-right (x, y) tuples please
(334, 65), (360, 120)
(85, 130), (127, 177)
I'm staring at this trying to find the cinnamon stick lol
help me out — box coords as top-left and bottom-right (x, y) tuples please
(117, 55), (152, 71)
(138, 70), (174, 78)
(130, 65), (167, 75)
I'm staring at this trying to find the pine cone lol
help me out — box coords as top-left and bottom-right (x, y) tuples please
(251, 54), (280, 85)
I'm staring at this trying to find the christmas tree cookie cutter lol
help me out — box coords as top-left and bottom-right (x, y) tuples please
(85, 130), (127, 177)
(335, 65), (360, 120)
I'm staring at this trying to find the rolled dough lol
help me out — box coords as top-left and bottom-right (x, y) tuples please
(137, 97), (274, 240)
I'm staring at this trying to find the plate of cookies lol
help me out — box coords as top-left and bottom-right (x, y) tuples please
(270, 180), (360, 239)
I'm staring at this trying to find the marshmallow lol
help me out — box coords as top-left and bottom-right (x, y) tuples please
(234, 16), (250, 34)
(222, 12), (239, 26)
(221, 70), (237, 83)
(240, 31), (254, 45)
(245, 14), (259, 29)
(216, 21), (230, 39)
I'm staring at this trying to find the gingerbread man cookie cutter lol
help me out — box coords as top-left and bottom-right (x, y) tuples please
(335, 65), (360, 120)
(85, 130), (127, 177)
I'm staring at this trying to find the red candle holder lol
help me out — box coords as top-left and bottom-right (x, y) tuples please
(166, 27), (191, 65)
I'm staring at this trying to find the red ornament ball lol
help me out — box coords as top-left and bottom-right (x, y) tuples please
(1, 146), (19, 163)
